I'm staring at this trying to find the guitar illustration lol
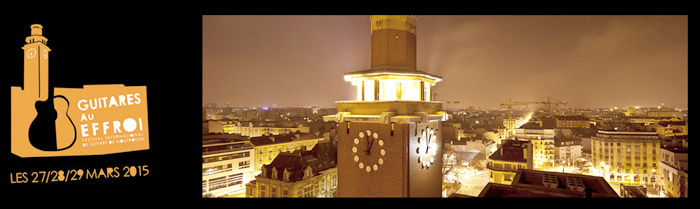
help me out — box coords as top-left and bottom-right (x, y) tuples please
(24, 24), (77, 152)
(27, 94), (77, 151)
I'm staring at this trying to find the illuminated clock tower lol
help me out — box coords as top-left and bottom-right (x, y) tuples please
(325, 15), (446, 197)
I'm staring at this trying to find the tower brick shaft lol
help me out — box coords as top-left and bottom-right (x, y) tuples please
(370, 15), (417, 70)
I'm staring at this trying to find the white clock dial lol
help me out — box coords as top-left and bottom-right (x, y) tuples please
(27, 48), (37, 59)
(42, 49), (48, 59)
(416, 127), (438, 169)
(352, 129), (384, 173)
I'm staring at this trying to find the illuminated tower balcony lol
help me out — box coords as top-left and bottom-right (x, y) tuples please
(325, 66), (446, 124)
(345, 66), (441, 102)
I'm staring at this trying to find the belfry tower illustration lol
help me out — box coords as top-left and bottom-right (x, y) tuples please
(21, 24), (77, 152)
(325, 15), (446, 197)
(23, 24), (50, 101)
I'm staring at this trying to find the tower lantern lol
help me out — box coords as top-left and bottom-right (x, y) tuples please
(346, 15), (441, 102)
(31, 24), (43, 36)
(326, 15), (446, 197)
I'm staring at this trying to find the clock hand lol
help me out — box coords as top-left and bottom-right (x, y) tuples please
(365, 136), (375, 156)
(425, 137), (431, 154)
(364, 137), (369, 155)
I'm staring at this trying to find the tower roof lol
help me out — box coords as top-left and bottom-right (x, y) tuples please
(31, 24), (43, 35)
(25, 24), (49, 46)
(370, 15), (418, 35)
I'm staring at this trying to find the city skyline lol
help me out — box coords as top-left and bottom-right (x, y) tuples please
(203, 15), (687, 109)
(203, 14), (688, 198)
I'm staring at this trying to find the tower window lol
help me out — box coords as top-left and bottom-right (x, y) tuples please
(363, 80), (375, 101)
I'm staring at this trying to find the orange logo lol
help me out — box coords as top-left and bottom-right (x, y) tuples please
(11, 24), (149, 158)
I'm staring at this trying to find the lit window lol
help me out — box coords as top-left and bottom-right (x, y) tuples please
(400, 80), (420, 101)
(380, 80), (398, 100)
(363, 80), (375, 101)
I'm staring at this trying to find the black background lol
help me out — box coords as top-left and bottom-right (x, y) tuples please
(0, 4), (690, 203)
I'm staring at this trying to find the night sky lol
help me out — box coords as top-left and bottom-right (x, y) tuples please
(203, 15), (687, 109)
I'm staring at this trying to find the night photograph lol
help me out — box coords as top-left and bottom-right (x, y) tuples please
(201, 15), (687, 198)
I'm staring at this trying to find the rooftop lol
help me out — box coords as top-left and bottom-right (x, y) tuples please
(488, 140), (529, 163)
(627, 116), (674, 119)
(479, 183), (584, 198)
(448, 193), (476, 198)
(202, 141), (254, 155)
(556, 115), (589, 120)
(656, 120), (687, 126)
(258, 140), (337, 183)
(479, 169), (619, 198)
(519, 122), (544, 129)
(518, 120), (556, 129)
(596, 130), (658, 136)
(661, 146), (688, 153)
(553, 137), (582, 146)
(202, 133), (247, 141)
(248, 133), (321, 147)
(620, 185), (647, 198)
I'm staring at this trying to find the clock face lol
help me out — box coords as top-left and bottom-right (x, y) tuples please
(416, 127), (438, 169)
(42, 49), (48, 60)
(26, 48), (37, 59)
(352, 129), (385, 173)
